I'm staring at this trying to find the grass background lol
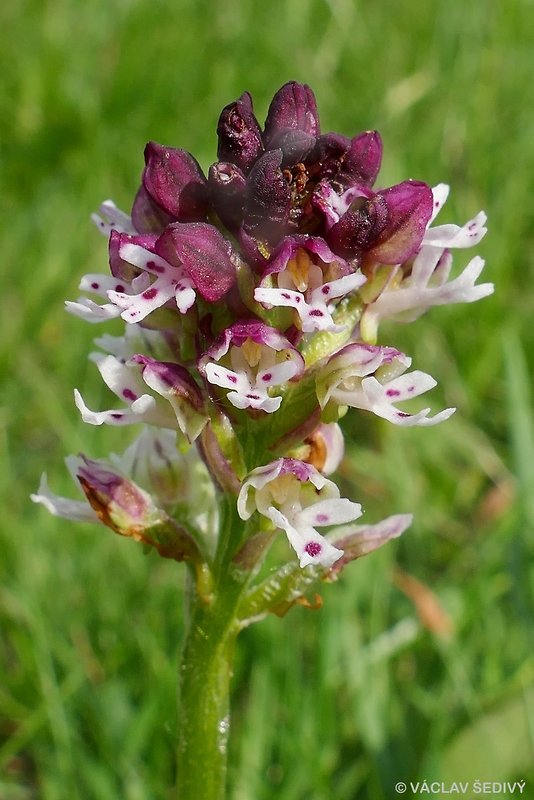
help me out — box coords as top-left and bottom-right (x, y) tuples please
(1, 0), (534, 797)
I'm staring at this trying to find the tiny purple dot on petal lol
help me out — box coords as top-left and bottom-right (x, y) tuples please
(111, 413), (123, 419)
(310, 309), (324, 317)
(91, 282), (99, 290)
(281, 292), (291, 299)
(148, 261), (165, 274)
(123, 389), (137, 401)
(397, 411), (410, 418)
(142, 288), (158, 299)
(115, 284), (125, 292)
(262, 373), (272, 382)
(246, 394), (260, 400)
(305, 541), (322, 557)
(316, 513), (329, 523)
(386, 389), (401, 397)
(294, 295), (301, 303)
(322, 286), (330, 295)
(228, 375), (238, 383)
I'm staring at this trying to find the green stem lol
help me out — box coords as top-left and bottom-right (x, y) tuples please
(176, 499), (250, 800)
(176, 597), (236, 800)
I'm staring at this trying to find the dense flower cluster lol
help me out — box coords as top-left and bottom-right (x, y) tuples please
(33, 82), (492, 577)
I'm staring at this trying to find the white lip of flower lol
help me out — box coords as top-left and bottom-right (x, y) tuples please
(237, 459), (363, 568)
(74, 354), (180, 429)
(91, 200), (137, 237)
(204, 341), (300, 413)
(31, 456), (99, 523)
(332, 369), (455, 427)
(254, 252), (366, 333)
(65, 272), (151, 323)
(361, 184), (493, 337)
(319, 344), (455, 427)
(106, 243), (196, 324)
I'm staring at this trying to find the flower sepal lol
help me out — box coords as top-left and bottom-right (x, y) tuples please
(77, 457), (202, 562)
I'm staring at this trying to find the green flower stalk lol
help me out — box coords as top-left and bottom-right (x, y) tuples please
(32, 81), (493, 799)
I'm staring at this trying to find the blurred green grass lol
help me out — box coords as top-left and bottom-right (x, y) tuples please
(1, 0), (534, 797)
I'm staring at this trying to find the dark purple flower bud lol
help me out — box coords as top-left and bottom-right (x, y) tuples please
(263, 82), (320, 148)
(336, 131), (383, 189)
(270, 129), (316, 166)
(367, 180), (434, 264)
(326, 194), (389, 258)
(142, 142), (209, 221)
(156, 222), (236, 301)
(217, 92), (264, 173)
(208, 161), (246, 232)
(242, 149), (291, 245)
(131, 185), (173, 234)
(308, 132), (351, 178)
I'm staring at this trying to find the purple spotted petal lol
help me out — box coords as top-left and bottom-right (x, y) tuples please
(208, 161), (246, 232)
(142, 142), (208, 221)
(263, 82), (320, 147)
(297, 497), (362, 529)
(155, 222), (236, 302)
(217, 91), (264, 173)
(242, 149), (291, 245)
(367, 180), (434, 264)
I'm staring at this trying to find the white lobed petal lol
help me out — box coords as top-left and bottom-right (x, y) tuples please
(65, 298), (122, 323)
(296, 497), (363, 528)
(31, 474), (97, 522)
(91, 200), (137, 236)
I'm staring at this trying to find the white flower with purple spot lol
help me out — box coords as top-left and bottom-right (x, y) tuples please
(360, 185), (493, 338)
(107, 243), (196, 324)
(237, 458), (363, 568)
(74, 353), (207, 441)
(65, 271), (152, 323)
(254, 236), (366, 333)
(199, 321), (305, 413)
(317, 343), (455, 426)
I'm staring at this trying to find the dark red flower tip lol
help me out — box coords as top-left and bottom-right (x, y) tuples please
(155, 222), (236, 302)
(242, 149), (291, 245)
(368, 180), (434, 264)
(326, 195), (389, 258)
(263, 82), (320, 149)
(142, 142), (209, 222)
(336, 131), (383, 189)
(327, 180), (434, 264)
(131, 185), (173, 234)
(217, 92), (264, 173)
